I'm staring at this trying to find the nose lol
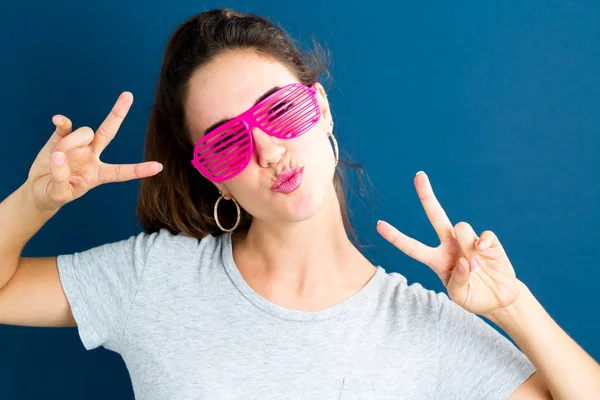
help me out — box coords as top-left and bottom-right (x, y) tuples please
(252, 127), (286, 167)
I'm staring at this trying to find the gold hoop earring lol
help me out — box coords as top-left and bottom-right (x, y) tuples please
(327, 131), (339, 167)
(214, 192), (241, 232)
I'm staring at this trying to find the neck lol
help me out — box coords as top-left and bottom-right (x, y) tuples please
(231, 185), (373, 299)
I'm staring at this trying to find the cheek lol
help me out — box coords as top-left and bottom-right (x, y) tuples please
(224, 168), (257, 198)
(220, 153), (275, 213)
(308, 127), (335, 166)
(293, 123), (330, 158)
(301, 131), (337, 187)
(222, 181), (257, 217)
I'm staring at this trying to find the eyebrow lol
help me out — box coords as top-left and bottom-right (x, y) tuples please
(203, 86), (281, 135)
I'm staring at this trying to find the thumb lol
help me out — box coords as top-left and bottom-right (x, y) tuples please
(47, 151), (72, 201)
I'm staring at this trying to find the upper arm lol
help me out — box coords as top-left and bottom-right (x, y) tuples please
(434, 290), (538, 399)
(0, 257), (76, 328)
(507, 372), (553, 399)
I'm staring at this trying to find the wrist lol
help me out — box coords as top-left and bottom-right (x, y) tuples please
(20, 180), (61, 216)
(484, 279), (537, 329)
(0, 182), (57, 272)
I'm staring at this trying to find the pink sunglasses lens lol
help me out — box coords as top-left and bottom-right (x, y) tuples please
(253, 84), (320, 138)
(193, 122), (251, 182)
(191, 84), (320, 182)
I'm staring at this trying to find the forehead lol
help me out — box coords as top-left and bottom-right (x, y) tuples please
(185, 49), (299, 141)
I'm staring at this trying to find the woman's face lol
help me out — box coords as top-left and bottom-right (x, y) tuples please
(185, 49), (337, 225)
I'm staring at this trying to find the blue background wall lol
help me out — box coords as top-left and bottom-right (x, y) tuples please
(1, 1), (598, 398)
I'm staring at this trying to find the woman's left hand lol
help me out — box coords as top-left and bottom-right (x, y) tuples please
(377, 171), (522, 318)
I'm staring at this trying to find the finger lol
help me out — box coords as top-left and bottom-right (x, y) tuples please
(453, 221), (480, 256)
(474, 231), (508, 266)
(377, 220), (435, 266)
(43, 115), (74, 151)
(47, 151), (72, 202)
(475, 230), (498, 252)
(91, 92), (134, 155)
(415, 171), (455, 243)
(52, 126), (95, 153)
(446, 257), (471, 301)
(455, 257), (472, 285)
(98, 161), (163, 184)
(52, 115), (73, 137)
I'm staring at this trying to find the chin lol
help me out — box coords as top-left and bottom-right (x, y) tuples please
(277, 178), (334, 223)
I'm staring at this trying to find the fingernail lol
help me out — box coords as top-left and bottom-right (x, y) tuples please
(55, 116), (62, 124)
(52, 152), (65, 165)
(378, 220), (394, 232)
(459, 257), (468, 272)
(477, 240), (486, 250)
(157, 163), (163, 172)
(416, 171), (425, 177)
(378, 220), (390, 228)
(470, 257), (480, 273)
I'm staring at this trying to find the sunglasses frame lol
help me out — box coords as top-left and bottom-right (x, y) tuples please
(191, 83), (321, 182)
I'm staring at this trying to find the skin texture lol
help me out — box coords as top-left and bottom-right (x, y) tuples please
(185, 49), (377, 311)
(186, 50), (337, 225)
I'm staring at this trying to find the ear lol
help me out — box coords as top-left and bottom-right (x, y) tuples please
(213, 182), (232, 199)
(314, 82), (333, 128)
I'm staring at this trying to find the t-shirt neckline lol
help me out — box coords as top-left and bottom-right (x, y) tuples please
(220, 232), (385, 322)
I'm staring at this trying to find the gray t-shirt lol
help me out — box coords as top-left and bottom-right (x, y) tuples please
(57, 228), (536, 400)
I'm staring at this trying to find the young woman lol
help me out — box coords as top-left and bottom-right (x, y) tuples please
(1, 8), (598, 400)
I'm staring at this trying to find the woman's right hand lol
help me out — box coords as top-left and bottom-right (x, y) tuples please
(25, 92), (163, 212)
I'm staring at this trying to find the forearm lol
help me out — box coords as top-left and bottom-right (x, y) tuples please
(486, 280), (600, 400)
(0, 182), (58, 289)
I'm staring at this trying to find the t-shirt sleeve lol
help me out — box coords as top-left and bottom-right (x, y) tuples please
(435, 291), (537, 400)
(56, 230), (159, 352)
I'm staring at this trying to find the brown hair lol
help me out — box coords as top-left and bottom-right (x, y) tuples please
(136, 8), (365, 245)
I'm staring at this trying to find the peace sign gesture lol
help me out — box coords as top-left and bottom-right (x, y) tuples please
(377, 171), (523, 318)
(26, 92), (163, 212)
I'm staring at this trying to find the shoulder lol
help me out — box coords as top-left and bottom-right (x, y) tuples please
(370, 268), (444, 337)
(377, 269), (440, 314)
(377, 269), (478, 327)
(144, 229), (227, 266)
(146, 228), (223, 252)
